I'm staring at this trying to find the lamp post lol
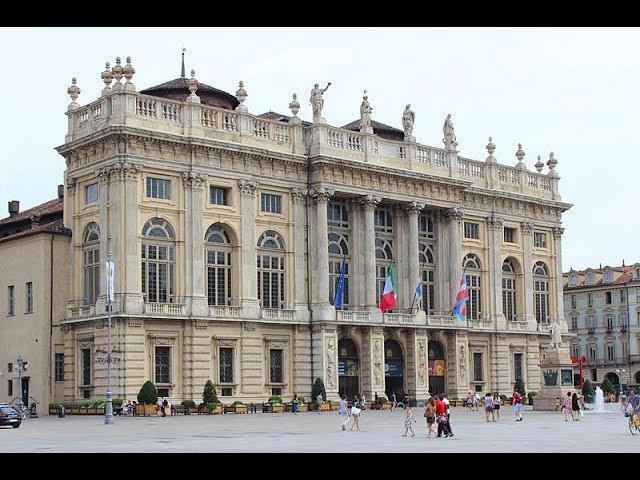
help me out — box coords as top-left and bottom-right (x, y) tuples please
(15, 356), (24, 410)
(104, 253), (115, 425)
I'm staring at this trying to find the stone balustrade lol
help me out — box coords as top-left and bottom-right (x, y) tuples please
(505, 320), (530, 332)
(144, 302), (186, 316)
(261, 308), (296, 321)
(67, 303), (96, 319)
(467, 317), (494, 330)
(209, 305), (243, 319)
(65, 89), (559, 200)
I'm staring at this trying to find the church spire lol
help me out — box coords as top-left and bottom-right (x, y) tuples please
(181, 47), (186, 78)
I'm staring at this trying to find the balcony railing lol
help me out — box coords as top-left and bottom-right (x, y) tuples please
(383, 313), (415, 325)
(336, 311), (371, 323)
(505, 320), (529, 332)
(209, 305), (243, 319)
(144, 303), (185, 316)
(426, 315), (455, 327)
(262, 308), (296, 321)
(67, 303), (96, 319)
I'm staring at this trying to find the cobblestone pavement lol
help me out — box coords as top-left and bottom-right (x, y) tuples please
(0, 406), (634, 452)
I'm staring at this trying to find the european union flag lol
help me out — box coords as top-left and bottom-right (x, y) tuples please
(333, 256), (346, 309)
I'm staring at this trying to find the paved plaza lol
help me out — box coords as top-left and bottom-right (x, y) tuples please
(0, 405), (635, 453)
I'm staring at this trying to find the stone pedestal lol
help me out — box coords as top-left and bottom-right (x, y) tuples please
(533, 348), (575, 411)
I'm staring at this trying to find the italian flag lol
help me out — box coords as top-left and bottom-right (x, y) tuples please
(379, 264), (397, 312)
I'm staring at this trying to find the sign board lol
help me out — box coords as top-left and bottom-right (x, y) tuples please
(385, 359), (403, 378)
(428, 360), (446, 376)
(561, 369), (573, 386)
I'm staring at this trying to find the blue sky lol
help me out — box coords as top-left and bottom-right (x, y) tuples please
(0, 27), (637, 270)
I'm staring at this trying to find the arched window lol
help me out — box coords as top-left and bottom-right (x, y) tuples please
(419, 243), (435, 315)
(205, 224), (231, 306)
(375, 238), (393, 305)
(141, 218), (176, 303)
(257, 230), (285, 309)
(328, 232), (349, 307)
(83, 222), (100, 305)
(463, 253), (482, 320)
(502, 258), (517, 322)
(533, 261), (550, 323)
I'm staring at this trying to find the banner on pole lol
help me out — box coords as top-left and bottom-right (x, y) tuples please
(106, 259), (115, 302)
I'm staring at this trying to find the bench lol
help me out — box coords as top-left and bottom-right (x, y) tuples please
(171, 405), (189, 415)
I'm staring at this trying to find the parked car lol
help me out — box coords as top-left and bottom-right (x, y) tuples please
(0, 404), (22, 428)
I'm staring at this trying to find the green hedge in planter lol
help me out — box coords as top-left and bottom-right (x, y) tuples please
(527, 392), (537, 405)
(378, 396), (388, 404)
(203, 380), (218, 405)
(297, 397), (305, 404)
(181, 400), (196, 408)
(312, 378), (326, 404)
(112, 397), (123, 407)
(89, 396), (106, 408)
(231, 400), (245, 407)
(268, 395), (283, 405)
(137, 380), (158, 405)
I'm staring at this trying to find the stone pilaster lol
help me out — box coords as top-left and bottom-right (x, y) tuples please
(521, 221), (536, 326)
(122, 318), (145, 401)
(182, 172), (208, 316)
(446, 330), (469, 397)
(121, 162), (143, 313)
(292, 324), (312, 398)
(239, 180), (260, 317)
(310, 187), (334, 320)
(406, 329), (429, 398)
(97, 169), (109, 301)
(62, 324), (75, 399)
(291, 188), (309, 319)
(488, 216), (505, 328)
(433, 211), (449, 315)
(360, 326), (385, 398)
(361, 195), (381, 312)
(311, 326), (339, 400)
(405, 202), (424, 311)
(446, 209), (463, 314)
(553, 227), (567, 328)
(348, 198), (364, 308)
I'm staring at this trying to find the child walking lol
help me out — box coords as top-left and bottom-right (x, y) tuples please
(402, 406), (416, 437)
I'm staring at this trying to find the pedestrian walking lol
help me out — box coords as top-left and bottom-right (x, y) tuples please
(512, 389), (523, 421)
(350, 397), (362, 431)
(435, 394), (452, 437)
(484, 392), (495, 422)
(563, 392), (572, 421)
(442, 394), (453, 435)
(402, 405), (416, 437)
(317, 392), (324, 414)
(467, 392), (475, 411)
(571, 392), (580, 421)
(390, 392), (397, 412)
(492, 392), (501, 421)
(474, 392), (481, 411)
(161, 397), (168, 417)
(292, 394), (299, 414)
(338, 395), (350, 431)
(423, 396), (436, 437)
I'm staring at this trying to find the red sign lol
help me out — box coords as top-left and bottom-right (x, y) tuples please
(428, 360), (446, 376)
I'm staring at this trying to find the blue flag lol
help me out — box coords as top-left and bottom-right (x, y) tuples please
(333, 256), (347, 309)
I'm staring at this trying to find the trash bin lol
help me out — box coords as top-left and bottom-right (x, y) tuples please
(58, 405), (65, 418)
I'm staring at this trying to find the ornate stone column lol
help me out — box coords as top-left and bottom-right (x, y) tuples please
(310, 187), (334, 318)
(291, 188), (309, 320)
(392, 204), (407, 310)
(361, 195), (381, 311)
(121, 162), (142, 313)
(406, 202), (424, 312)
(487, 216), (505, 327)
(433, 210), (449, 315)
(446, 209), (463, 313)
(348, 198), (364, 308)
(183, 172), (208, 316)
(361, 326), (385, 398)
(521, 221), (536, 326)
(239, 180), (260, 318)
(311, 326), (339, 400)
(553, 227), (567, 328)
(406, 329), (429, 398)
(96, 168), (110, 301)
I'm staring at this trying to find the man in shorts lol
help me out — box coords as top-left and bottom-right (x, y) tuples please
(512, 389), (523, 421)
(484, 392), (495, 422)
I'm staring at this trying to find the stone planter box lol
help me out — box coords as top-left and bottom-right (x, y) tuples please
(89, 407), (105, 415)
(285, 403), (306, 412)
(329, 403), (339, 411)
(319, 402), (331, 411)
(380, 403), (391, 410)
(264, 404), (285, 413)
(49, 407), (59, 415)
(69, 408), (80, 415)
(298, 404), (308, 412)
(188, 407), (200, 414)
(135, 404), (157, 416)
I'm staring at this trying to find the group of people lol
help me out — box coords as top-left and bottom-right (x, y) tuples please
(466, 391), (503, 422)
(337, 394), (365, 430)
(557, 392), (585, 421)
(118, 400), (136, 416)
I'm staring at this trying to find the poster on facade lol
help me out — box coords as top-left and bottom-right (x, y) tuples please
(561, 369), (573, 386)
(428, 360), (446, 376)
(385, 359), (403, 377)
(338, 359), (359, 376)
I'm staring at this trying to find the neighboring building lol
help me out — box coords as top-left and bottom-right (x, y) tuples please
(564, 263), (640, 393)
(0, 187), (71, 410)
(51, 56), (571, 406)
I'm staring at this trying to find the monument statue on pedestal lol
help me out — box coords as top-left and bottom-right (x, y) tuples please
(402, 104), (415, 142)
(359, 90), (373, 134)
(549, 319), (563, 349)
(442, 114), (458, 150)
(310, 82), (331, 124)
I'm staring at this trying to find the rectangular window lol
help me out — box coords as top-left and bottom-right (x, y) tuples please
(55, 353), (64, 382)
(81, 348), (91, 386)
(473, 352), (483, 382)
(155, 346), (171, 384)
(329, 259), (349, 307)
(157, 388), (169, 398)
(146, 177), (171, 200)
(606, 315), (614, 330)
(221, 387), (233, 397)
(607, 343), (615, 361)
(591, 368), (597, 381)
(571, 316), (578, 332)
(219, 347), (233, 384)
(620, 313), (628, 328)
(463, 222), (479, 240)
(571, 345), (579, 358)
(570, 294), (577, 309)
(261, 193), (282, 214)
(587, 315), (595, 331)
(210, 186), (230, 206)
(269, 349), (283, 383)
(85, 183), (98, 204)
(605, 291), (612, 304)
(504, 227), (517, 243)
(327, 201), (349, 228)
(587, 292), (593, 307)
(7, 379), (12, 397)
(8, 285), (14, 315)
(588, 345), (597, 362)
(418, 211), (434, 238)
(7, 363), (12, 373)
(622, 341), (628, 358)
(513, 353), (523, 381)
(25, 282), (33, 313)
(374, 206), (393, 233)
(533, 232), (547, 248)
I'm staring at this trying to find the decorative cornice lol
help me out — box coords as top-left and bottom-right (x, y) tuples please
(109, 161), (140, 181)
(238, 179), (258, 197)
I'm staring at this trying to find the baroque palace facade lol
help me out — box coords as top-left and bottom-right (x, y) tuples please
(49, 57), (572, 405)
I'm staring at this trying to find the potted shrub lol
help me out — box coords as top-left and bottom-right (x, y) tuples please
(136, 380), (158, 416)
(201, 380), (222, 413)
(312, 377), (329, 412)
(297, 396), (308, 412)
(378, 396), (390, 410)
(266, 395), (284, 413)
(528, 391), (537, 406)
(49, 403), (59, 415)
(182, 400), (198, 414)
(451, 395), (460, 407)
(499, 394), (507, 406)
(89, 396), (106, 414)
(582, 380), (595, 403)
(226, 400), (247, 414)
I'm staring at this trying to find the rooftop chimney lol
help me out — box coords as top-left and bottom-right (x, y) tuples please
(8, 200), (19, 216)
(58, 184), (64, 198)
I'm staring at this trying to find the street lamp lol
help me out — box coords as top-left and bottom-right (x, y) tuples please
(104, 252), (115, 425)
(15, 356), (24, 411)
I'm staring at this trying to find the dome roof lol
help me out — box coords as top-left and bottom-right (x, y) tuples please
(341, 119), (405, 141)
(140, 77), (239, 110)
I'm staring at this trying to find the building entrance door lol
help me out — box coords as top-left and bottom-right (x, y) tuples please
(428, 340), (446, 395)
(338, 338), (360, 398)
(21, 377), (29, 407)
(384, 339), (404, 401)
